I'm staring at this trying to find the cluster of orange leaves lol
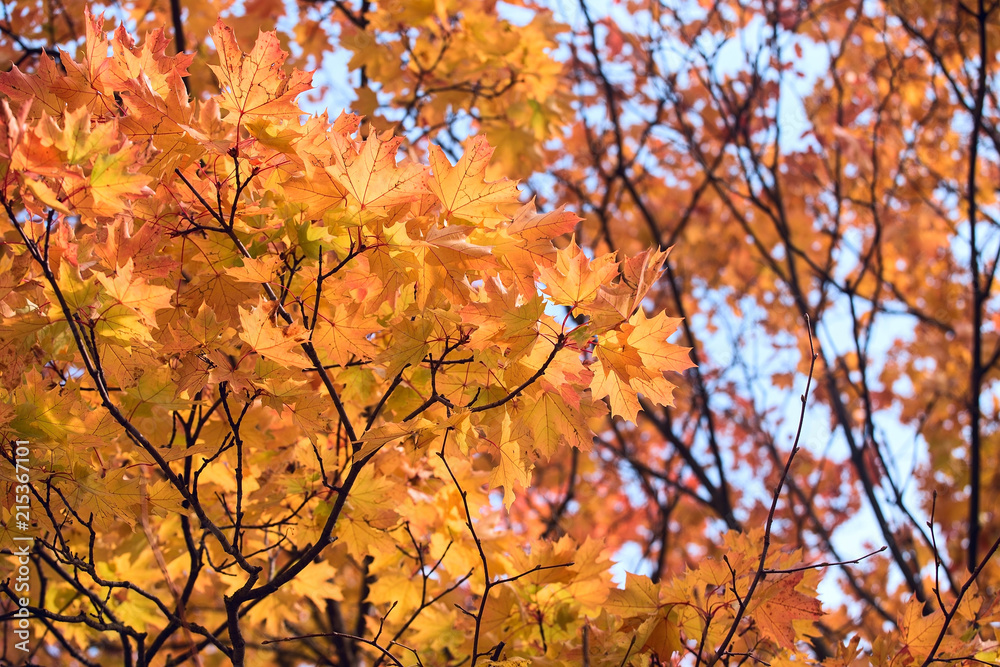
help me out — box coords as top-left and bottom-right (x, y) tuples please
(0, 5), (996, 667)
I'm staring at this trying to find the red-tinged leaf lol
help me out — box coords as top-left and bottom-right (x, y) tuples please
(0, 56), (69, 116)
(507, 200), (580, 240)
(461, 277), (541, 355)
(428, 135), (520, 224)
(749, 570), (823, 650)
(95, 219), (175, 279)
(621, 247), (671, 311)
(328, 130), (427, 211)
(105, 24), (194, 101)
(208, 21), (313, 121)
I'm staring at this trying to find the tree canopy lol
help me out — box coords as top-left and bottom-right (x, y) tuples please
(0, 1), (998, 666)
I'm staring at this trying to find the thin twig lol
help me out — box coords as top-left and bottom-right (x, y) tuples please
(707, 315), (817, 667)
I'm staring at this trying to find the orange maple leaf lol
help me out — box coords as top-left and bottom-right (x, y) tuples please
(749, 571), (823, 650)
(538, 237), (619, 309)
(428, 135), (520, 224)
(590, 309), (693, 422)
(209, 21), (312, 121)
(328, 130), (427, 211)
(626, 309), (695, 375)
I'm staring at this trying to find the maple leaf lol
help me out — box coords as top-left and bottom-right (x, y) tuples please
(85, 142), (155, 216)
(338, 512), (399, 559)
(498, 201), (581, 295)
(372, 318), (434, 379)
(748, 571), (823, 650)
(621, 247), (671, 309)
(94, 218), (175, 280)
(310, 302), (377, 367)
(280, 391), (333, 439)
(22, 177), (70, 215)
(0, 56), (69, 117)
(208, 21), (313, 122)
(65, 465), (146, 531)
(224, 254), (282, 284)
(104, 24), (194, 101)
(897, 599), (963, 664)
(538, 237), (619, 309)
(626, 309), (695, 375)
(44, 106), (118, 165)
(43, 260), (100, 314)
(461, 277), (542, 356)
(507, 200), (581, 241)
(238, 298), (310, 369)
(518, 382), (601, 458)
(286, 560), (345, 610)
(95, 258), (175, 327)
(413, 223), (498, 308)
(96, 303), (155, 344)
(353, 418), (436, 459)
(428, 135), (520, 224)
(486, 413), (532, 509)
(590, 308), (694, 421)
(590, 336), (667, 422)
(587, 247), (673, 329)
(327, 130), (426, 211)
(605, 572), (661, 618)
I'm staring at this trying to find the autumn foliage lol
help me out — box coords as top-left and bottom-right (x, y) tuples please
(0, 1), (998, 667)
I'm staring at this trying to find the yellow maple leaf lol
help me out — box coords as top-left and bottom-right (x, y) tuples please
(95, 258), (174, 327)
(86, 142), (154, 215)
(428, 135), (520, 224)
(238, 298), (310, 369)
(486, 413), (531, 509)
(310, 302), (377, 368)
(897, 598), (958, 664)
(43, 106), (118, 165)
(372, 318), (433, 379)
(518, 382), (601, 458)
(44, 260), (100, 313)
(605, 572), (662, 618)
